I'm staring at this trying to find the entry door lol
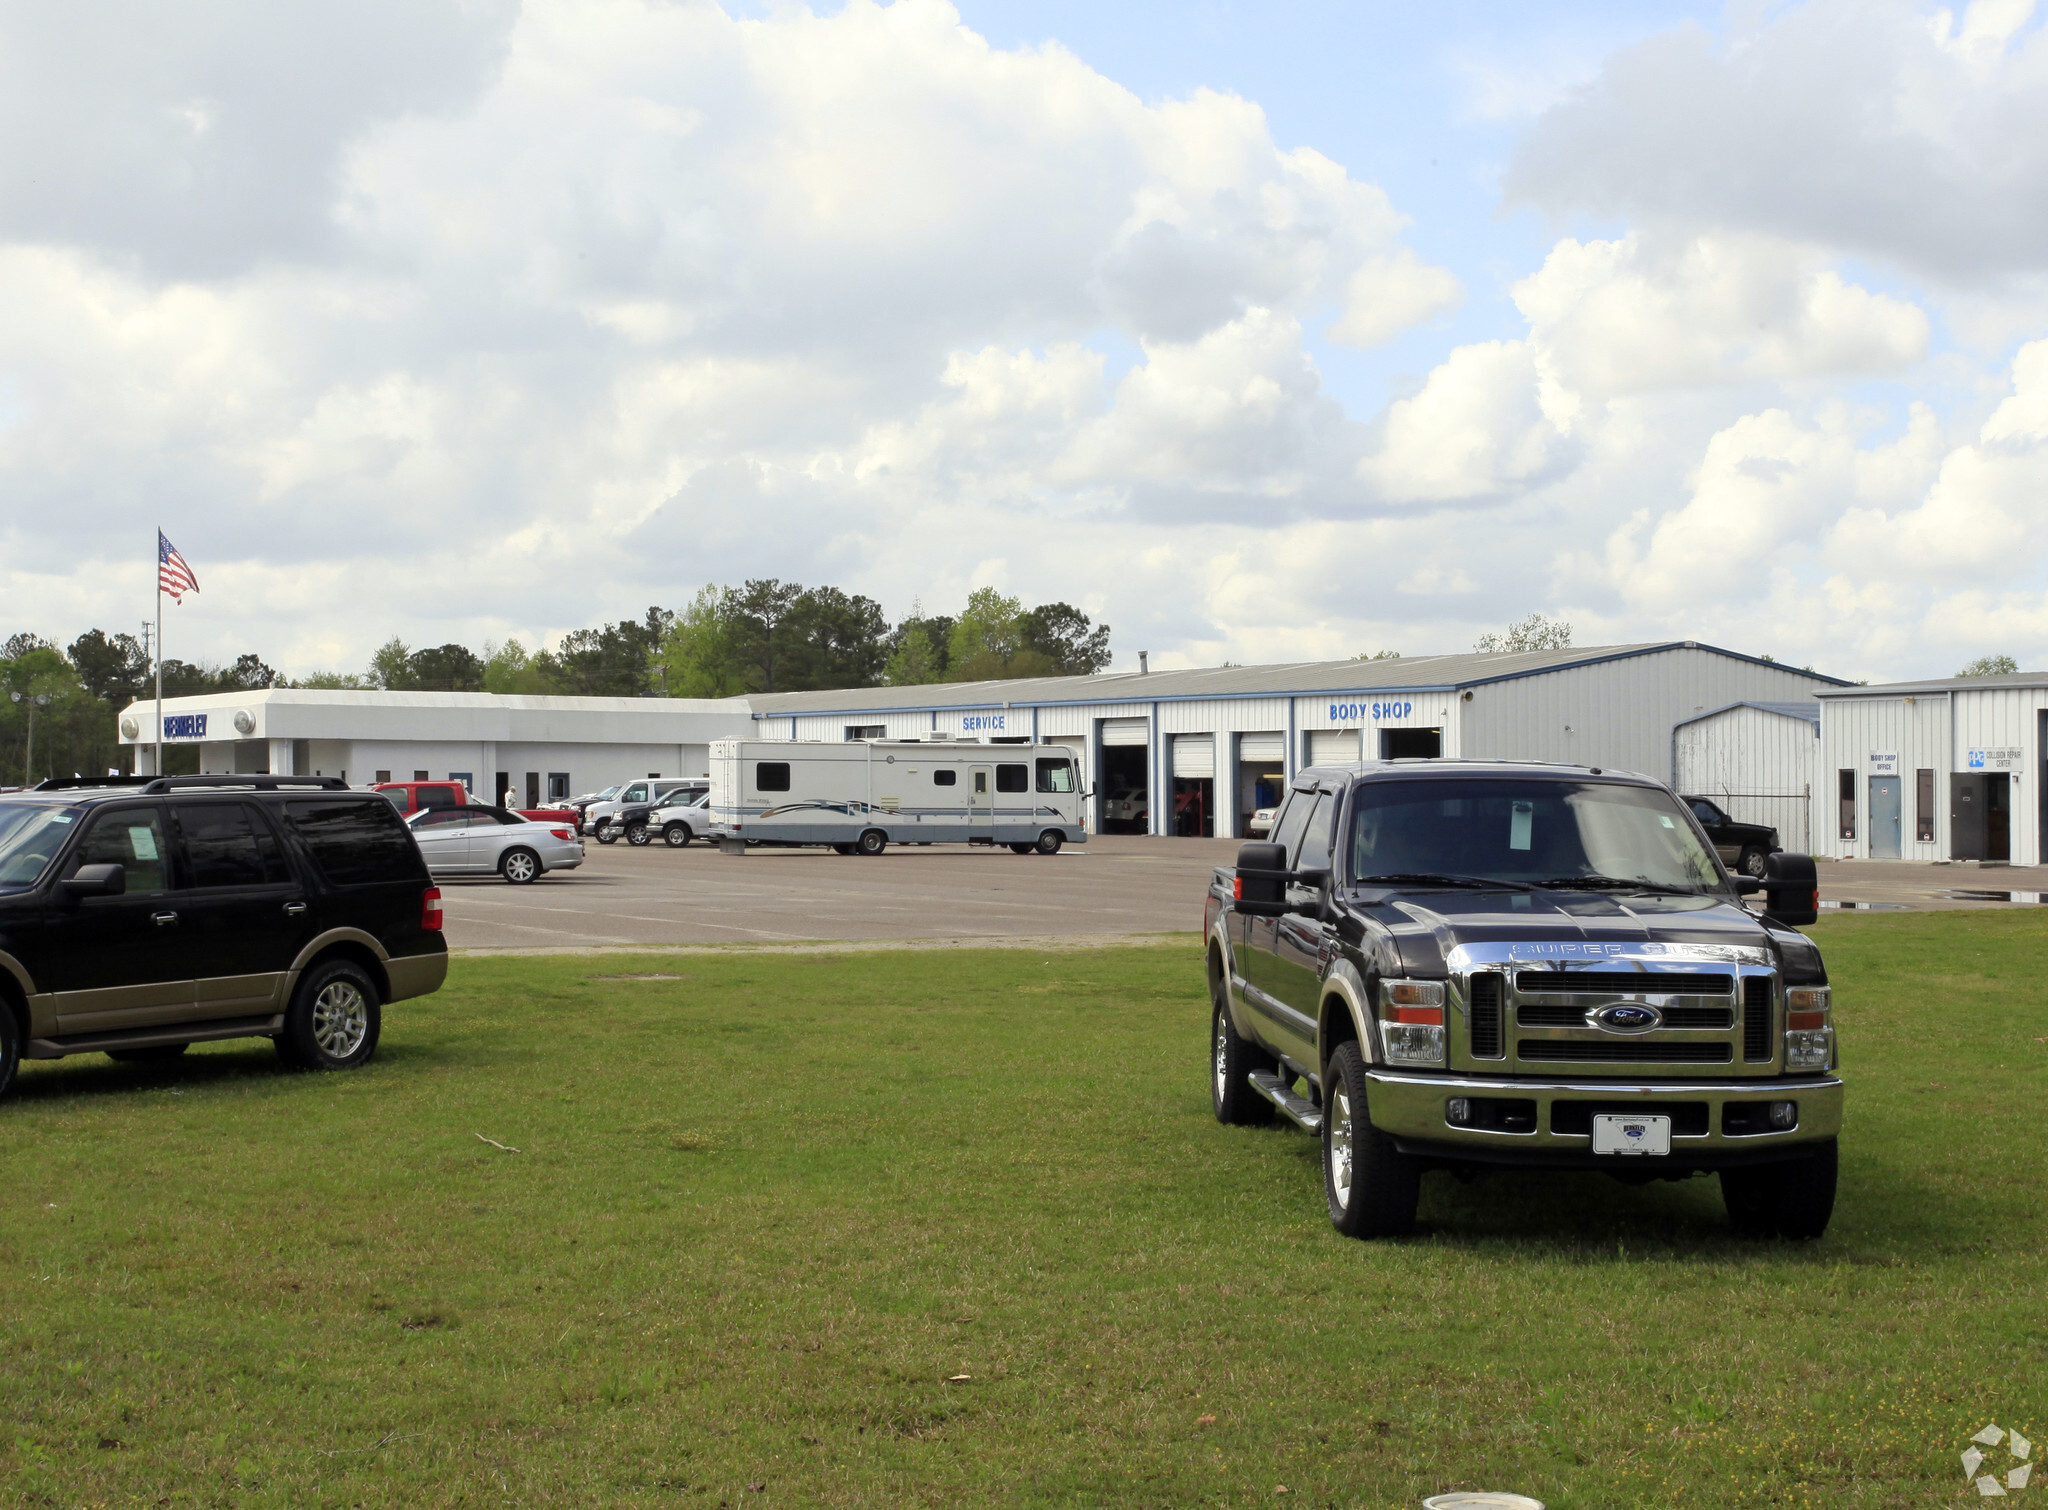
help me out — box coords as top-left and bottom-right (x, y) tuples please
(1987, 775), (2012, 862)
(1950, 774), (1987, 860)
(969, 767), (994, 836)
(1868, 776), (1902, 858)
(41, 803), (197, 1035)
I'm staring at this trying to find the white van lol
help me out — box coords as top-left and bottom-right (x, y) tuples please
(709, 739), (1087, 856)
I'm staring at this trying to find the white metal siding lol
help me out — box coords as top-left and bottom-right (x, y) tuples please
(1172, 734), (1214, 778)
(1817, 694), (1954, 860)
(1674, 707), (1817, 852)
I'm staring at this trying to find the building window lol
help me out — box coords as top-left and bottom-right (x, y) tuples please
(846, 725), (885, 740)
(548, 773), (570, 802)
(1915, 769), (1935, 842)
(375, 770), (391, 784)
(413, 770), (430, 781)
(756, 762), (791, 792)
(1838, 769), (1856, 840)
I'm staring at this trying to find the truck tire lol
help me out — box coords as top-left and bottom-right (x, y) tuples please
(1210, 971), (1274, 1126)
(1008, 842), (1033, 854)
(594, 824), (620, 845)
(500, 847), (541, 884)
(625, 821), (652, 846)
(663, 822), (694, 847)
(0, 1003), (19, 1100)
(1322, 1040), (1420, 1239)
(1720, 1140), (1837, 1239)
(1738, 846), (1769, 878)
(856, 829), (887, 857)
(831, 843), (856, 855)
(1035, 830), (1063, 855)
(275, 958), (381, 1072)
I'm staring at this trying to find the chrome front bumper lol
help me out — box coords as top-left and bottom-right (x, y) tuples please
(1365, 1068), (1842, 1166)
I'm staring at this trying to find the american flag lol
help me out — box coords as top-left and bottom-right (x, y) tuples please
(158, 530), (200, 602)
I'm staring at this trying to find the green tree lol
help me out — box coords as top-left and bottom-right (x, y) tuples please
(655, 587), (745, 698)
(780, 587), (889, 690)
(405, 644), (486, 692)
(68, 630), (152, 708)
(294, 670), (373, 689)
(1475, 614), (1572, 653)
(883, 605), (948, 686)
(1354, 649), (1401, 662)
(947, 588), (1030, 681)
(1017, 602), (1111, 675)
(546, 608), (673, 697)
(480, 639), (553, 695)
(731, 580), (804, 693)
(369, 638), (413, 690)
(1958, 654), (2019, 677)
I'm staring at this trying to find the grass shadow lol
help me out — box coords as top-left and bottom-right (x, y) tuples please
(11, 1034), (449, 1106)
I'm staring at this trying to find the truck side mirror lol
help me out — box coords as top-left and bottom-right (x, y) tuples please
(1234, 841), (1289, 914)
(1760, 852), (1818, 927)
(60, 862), (126, 898)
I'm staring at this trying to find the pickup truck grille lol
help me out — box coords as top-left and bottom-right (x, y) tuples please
(1468, 973), (1504, 1058)
(1516, 1003), (1734, 1030)
(1743, 977), (1775, 1062)
(1518, 1041), (1734, 1064)
(1514, 970), (1734, 995)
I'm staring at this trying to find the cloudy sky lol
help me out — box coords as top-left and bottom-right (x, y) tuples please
(4, 0), (2047, 683)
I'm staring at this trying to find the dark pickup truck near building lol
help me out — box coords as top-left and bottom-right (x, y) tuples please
(1680, 795), (1782, 878)
(1205, 761), (1838, 1240)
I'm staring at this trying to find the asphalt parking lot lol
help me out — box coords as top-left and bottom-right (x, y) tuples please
(437, 834), (2048, 954)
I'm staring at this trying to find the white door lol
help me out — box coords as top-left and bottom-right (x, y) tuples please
(970, 766), (994, 837)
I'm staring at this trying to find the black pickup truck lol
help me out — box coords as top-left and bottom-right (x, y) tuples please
(1205, 760), (1839, 1241)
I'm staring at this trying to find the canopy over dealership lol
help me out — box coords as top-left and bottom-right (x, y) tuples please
(121, 641), (1847, 839)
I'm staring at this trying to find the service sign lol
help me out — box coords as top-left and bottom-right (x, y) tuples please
(1868, 751), (1900, 774)
(955, 710), (1010, 735)
(1967, 747), (2023, 770)
(162, 713), (208, 740)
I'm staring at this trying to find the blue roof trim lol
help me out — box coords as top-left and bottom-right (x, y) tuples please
(747, 641), (1848, 720)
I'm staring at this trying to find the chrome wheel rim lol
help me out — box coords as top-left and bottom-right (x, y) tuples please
(1328, 1086), (1355, 1210)
(312, 981), (368, 1059)
(1212, 1008), (1230, 1102)
(505, 851), (537, 881)
(666, 826), (688, 847)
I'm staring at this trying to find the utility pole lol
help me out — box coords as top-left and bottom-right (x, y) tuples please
(11, 691), (50, 786)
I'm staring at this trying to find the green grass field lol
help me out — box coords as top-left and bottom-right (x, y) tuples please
(4, 911), (2046, 1508)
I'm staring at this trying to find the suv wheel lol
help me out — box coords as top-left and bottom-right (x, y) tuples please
(1035, 830), (1063, 856)
(594, 823), (620, 845)
(0, 1004), (19, 1100)
(1322, 1040), (1419, 1238)
(856, 829), (887, 857)
(107, 1043), (190, 1063)
(625, 821), (652, 846)
(1739, 846), (1769, 878)
(500, 847), (541, 884)
(276, 959), (381, 1072)
(1210, 969), (1274, 1127)
(663, 822), (694, 847)
(1721, 1140), (1837, 1239)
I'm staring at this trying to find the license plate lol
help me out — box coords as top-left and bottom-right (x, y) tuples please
(1592, 1113), (1671, 1156)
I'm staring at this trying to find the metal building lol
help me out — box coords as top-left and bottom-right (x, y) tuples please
(1672, 702), (1821, 852)
(1816, 672), (2048, 865)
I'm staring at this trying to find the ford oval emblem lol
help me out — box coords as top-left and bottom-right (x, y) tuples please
(1594, 1003), (1661, 1032)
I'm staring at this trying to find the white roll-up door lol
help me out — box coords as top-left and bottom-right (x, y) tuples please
(1100, 718), (1148, 747)
(1172, 734), (1215, 779)
(1239, 732), (1283, 762)
(1308, 730), (1360, 765)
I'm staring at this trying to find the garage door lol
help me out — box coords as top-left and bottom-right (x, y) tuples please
(1172, 734), (1214, 778)
(1307, 730), (1360, 765)
(1100, 718), (1149, 747)
(1239, 732), (1283, 762)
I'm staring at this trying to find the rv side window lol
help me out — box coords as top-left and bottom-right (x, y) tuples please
(932, 769), (958, 787)
(1036, 758), (1076, 793)
(996, 764), (1029, 793)
(756, 762), (791, 792)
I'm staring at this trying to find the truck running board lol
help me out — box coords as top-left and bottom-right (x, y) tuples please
(1248, 1070), (1323, 1134)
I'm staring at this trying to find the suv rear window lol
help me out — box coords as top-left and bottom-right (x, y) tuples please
(284, 798), (425, 885)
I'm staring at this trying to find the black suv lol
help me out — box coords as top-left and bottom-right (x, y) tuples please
(0, 775), (448, 1099)
(1681, 796), (1782, 878)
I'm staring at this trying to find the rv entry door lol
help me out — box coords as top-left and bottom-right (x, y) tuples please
(970, 766), (994, 839)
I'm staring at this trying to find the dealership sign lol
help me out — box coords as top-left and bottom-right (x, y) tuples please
(163, 713), (208, 740)
(958, 711), (1010, 733)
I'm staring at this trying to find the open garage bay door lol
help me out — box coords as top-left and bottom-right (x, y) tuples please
(1100, 718), (1148, 746)
(1307, 730), (1359, 765)
(1171, 735), (1214, 778)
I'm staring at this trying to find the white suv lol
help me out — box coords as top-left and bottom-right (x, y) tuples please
(583, 778), (702, 835)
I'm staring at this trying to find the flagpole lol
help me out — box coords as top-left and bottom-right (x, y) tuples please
(154, 530), (163, 779)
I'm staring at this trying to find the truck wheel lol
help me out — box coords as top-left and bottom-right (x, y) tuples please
(1210, 971), (1274, 1126)
(625, 821), (652, 846)
(1721, 1140), (1837, 1239)
(594, 824), (620, 845)
(1035, 830), (1063, 855)
(107, 1043), (190, 1063)
(663, 822), (693, 847)
(1008, 842), (1033, 855)
(500, 847), (541, 884)
(1322, 1040), (1420, 1239)
(1739, 846), (1769, 878)
(275, 958), (381, 1072)
(856, 829), (887, 857)
(831, 843), (856, 855)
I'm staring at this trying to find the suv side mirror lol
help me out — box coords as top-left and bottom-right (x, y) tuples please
(1760, 852), (1818, 926)
(61, 862), (126, 898)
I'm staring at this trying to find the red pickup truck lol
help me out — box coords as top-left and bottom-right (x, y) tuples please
(373, 780), (579, 827)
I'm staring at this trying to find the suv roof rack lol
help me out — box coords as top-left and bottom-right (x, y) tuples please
(33, 776), (160, 790)
(139, 775), (353, 793)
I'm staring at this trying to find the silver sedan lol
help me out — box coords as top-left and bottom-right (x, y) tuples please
(406, 805), (585, 884)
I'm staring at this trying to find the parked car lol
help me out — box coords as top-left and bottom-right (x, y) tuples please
(593, 799), (660, 846)
(560, 786), (620, 833)
(652, 790), (714, 847)
(375, 779), (471, 815)
(1682, 796), (1783, 878)
(405, 805), (584, 883)
(1248, 805), (1277, 837)
(0, 774), (448, 1097)
(583, 778), (703, 836)
(1103, 786), (1148, 828)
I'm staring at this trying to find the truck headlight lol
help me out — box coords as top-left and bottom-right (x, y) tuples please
(1784, 1029), (1833, 1069)
(1783, 985), (1833, 1067)
(1379, 979), (1446, 1067)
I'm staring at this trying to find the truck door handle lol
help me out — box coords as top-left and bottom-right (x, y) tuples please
(284, 902), (308, 917)
(151, 912), (179, 927)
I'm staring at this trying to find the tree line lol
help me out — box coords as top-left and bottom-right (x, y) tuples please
(0, 585), (1110, 781)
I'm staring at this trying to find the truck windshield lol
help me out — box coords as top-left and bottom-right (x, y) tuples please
(0, 803), (82, 891)
(1349, 780), (1723, 892)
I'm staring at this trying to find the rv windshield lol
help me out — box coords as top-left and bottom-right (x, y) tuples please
(1349, 779), (1724, 893)
(0, 803), (82, 891)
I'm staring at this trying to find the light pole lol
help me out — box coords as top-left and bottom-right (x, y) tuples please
(11, 691), (51, 786)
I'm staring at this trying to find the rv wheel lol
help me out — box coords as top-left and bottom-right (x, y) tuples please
(832, 842), (857, 855)
(856, 829), (888, 857)
(1035, 830), (1063, 856)
(1008, 842), (1033, 855)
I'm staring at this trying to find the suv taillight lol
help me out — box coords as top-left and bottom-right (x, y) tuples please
(422, 887), (444, 931)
